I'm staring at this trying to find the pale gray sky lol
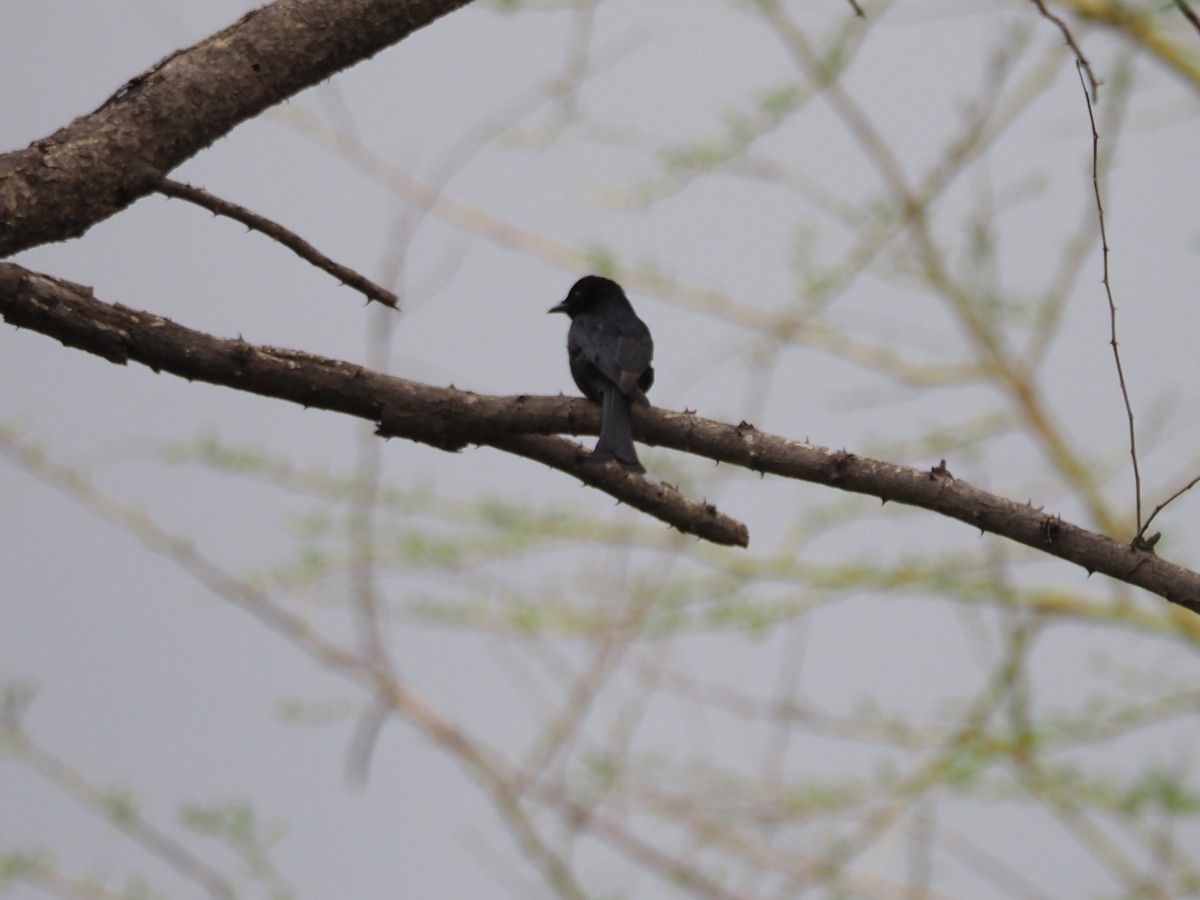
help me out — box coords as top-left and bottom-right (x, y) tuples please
(3, 1), (1200, 897)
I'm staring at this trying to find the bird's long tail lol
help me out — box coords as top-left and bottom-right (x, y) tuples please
(590, 384), (644, 473)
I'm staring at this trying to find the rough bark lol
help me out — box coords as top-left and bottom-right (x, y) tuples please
(5, 261), (1199, 608)
(0, 0), (473, 257)
(0, 264), (748, 548)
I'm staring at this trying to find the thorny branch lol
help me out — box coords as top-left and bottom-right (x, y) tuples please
(1074, 62), (1143, 541)
(1030, 0), (1099, 98)
(0, 263), (746, 549)
(1032, 1), (1146, 541)
(4, 262), (1200, 607)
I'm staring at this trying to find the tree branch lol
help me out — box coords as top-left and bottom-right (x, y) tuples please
(1073, 61), (1142, 541)
(0, 263), (747, 548)
(1030, 0), (1099, 98)
(4, 263), (1199, 606)
(0, 0), (473, 258)
(157, 177), (400, 308)
(1054, 0), (1200, 92)
(1177, 0), (1200, 38)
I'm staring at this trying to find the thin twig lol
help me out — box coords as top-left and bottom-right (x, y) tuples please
(1031, 0), (1099, 98)
(1175, 0), (1200, 37)
(157, 177), (400, 309)
(1075, 61), (1141, 538)
(845, 0), (865, 17)
(1139, 473), (1200, 543)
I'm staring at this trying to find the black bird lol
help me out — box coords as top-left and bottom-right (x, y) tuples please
(549, 276), (654, 473)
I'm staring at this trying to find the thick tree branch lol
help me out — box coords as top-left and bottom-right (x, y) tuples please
(0, 263), (746, 548)
(0, 0), (473, 258)
(3, 261), (1199, 608)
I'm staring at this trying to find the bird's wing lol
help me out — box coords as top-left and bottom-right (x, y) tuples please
(615, 332), (652, 383)
(569, 316), (624, 385)
(570, 311), (653, 397)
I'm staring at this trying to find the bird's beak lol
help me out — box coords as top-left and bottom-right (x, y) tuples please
(547, 301), (568, 315)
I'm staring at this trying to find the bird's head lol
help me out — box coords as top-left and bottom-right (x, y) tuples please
(548, 275), (623, 317)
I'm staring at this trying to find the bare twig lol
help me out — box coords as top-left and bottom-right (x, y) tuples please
(1139, 473), (1200, 544)
(1175, 0), (1200, 37)
(157, 177), (399, 308)
(846, 0), (865, 16)
(1075, 61), (1142, 538)
(1027, 48), (1136, 370)
(1056, 0), (1200, 90)
(1031, 0), (1099, 98)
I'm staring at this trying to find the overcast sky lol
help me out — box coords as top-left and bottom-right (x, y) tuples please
(3, 1), (1200, 897)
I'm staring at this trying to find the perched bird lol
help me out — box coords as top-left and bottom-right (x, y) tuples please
(549, 276), (655, 473)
